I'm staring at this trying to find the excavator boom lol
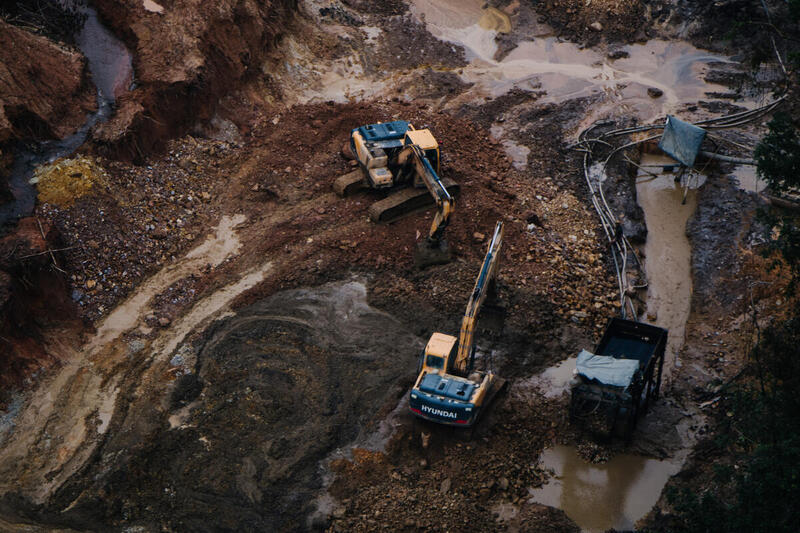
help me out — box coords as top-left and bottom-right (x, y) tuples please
(397, 144), (454, 243)
(453, 221), (504, 373)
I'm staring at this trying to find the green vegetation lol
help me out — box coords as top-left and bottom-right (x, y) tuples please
(755, 113), (800, 192)
(662, 94), (800, 533)
(791, 0), (800, 21)
(755, 113), (800, 291)
(664, 314), (800, 532)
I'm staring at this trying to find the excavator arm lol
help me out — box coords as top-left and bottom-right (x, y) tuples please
(396, 144), (454, 244)
(452, 221), (504, 374)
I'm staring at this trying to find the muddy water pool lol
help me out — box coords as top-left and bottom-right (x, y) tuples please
(528, 444), (682, 532)
(731, 164), (766, 193)
(410, 0), (739, 125)
(636, 154), (699, 372)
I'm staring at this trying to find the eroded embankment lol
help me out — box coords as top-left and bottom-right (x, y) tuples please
(89, 0), (298, 160)
(0, 216), (261, 519)
(0, 0), (132, 399)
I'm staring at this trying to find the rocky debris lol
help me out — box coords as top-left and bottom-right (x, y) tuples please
(576, 440), (611, 463)
(0, 20), (96, 145)
(150, 275), (201, 325)
(647, 87), (664, 98)
(644, 0), (798, 60)
(37, 138), (227, 321)
(506, 503), (580, 532)
(535, 0), (645, 45)
(343, 0), (407, 17)
(373, 15), (467, 70)
(607, 48), (630, 60)
(326, 389), (569, 532)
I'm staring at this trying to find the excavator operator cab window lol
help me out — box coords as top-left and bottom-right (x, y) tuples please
(424, 148), (440, 174)
(425, 355), (444, 369)
(404, 129), (440, 174)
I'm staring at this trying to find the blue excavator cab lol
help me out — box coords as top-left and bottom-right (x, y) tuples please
(354, 120), (409, 143)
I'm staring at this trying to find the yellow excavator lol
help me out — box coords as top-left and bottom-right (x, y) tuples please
(409, 220), (506, 426)
(334, 121), (459, 266)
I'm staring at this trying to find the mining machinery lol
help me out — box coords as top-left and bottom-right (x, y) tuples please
(334, 121), (459, 266)
(409, 221), (506, 426)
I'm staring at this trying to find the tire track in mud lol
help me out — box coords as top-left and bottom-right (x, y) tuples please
(0, 214), (254, 507)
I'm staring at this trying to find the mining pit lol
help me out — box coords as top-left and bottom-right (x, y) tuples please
(0, 0), (785, 531)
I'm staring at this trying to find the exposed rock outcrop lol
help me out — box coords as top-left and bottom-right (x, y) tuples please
(90, 0), (298, 161)
(0, 20), (96, 144)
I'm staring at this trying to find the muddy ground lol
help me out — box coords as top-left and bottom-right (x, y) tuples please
(0, 0), (794, 531)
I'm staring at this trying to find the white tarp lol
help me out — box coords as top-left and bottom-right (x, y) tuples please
(576, 349), (640, 388)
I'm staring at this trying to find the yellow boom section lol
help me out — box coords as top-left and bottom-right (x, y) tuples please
(397, 143), (454, 243)
(453, 221), (504, 373)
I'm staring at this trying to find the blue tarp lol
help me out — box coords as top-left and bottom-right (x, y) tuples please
(658, 115), (707, 168)
(576, 349), (640, 388)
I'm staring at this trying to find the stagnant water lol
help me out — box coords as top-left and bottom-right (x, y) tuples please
(519, 152), (702, 532)
(409, 0), (740, 125)
(0, 2), (132, 231)
(529, 445), (682, 532)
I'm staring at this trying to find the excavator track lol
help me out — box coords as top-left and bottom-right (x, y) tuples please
(333, 169), (366, 197)
(368, 177), (459, 223)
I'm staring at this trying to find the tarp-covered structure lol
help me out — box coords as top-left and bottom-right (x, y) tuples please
(576, 349), (640, 388)
(658, 115), (707, 167)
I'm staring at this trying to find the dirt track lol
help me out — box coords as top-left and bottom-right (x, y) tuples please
(0, 0), (783, 531)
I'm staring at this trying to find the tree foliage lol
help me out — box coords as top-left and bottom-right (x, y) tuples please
(755, 112), (800, 192)
(791, 0), (800, 22)
(664, 314), (800, 533)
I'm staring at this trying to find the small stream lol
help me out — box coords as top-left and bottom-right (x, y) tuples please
(0, 1), (132, 232)
(636, 153), (700, 372)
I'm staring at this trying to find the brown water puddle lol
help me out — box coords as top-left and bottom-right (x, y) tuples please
(528, 444), (682, 532)
(520, 356), (578, 398)
(731, 164), (766, 193)
(636, 154), (698, 372)
(410, 0), (740, 124)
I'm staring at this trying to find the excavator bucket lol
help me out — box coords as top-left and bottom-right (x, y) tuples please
(414, 238), (451, 268)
